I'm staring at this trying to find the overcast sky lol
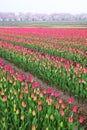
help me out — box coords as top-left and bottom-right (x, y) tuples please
(0, 0), (87, 14)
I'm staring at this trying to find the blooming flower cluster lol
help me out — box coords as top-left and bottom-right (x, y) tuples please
(0, 58), (84, 130)
(0, 31), (87, 101)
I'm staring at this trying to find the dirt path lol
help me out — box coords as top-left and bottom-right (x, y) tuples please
(2, 58), (87, 128)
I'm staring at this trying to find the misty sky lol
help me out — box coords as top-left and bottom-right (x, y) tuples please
(0, 0), (87, 14)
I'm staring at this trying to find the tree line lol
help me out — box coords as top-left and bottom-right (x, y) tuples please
(0, 12), (87, 21)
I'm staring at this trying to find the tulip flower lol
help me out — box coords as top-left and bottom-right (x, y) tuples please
(20, 94), (23, 99)
(55, 91), (59, 97)
(68, 97), (73, 104)
(79, 116), (84, 123)
(38, 105), (42, 111)
(69, 116), (73, 123)
(73, 106), (77, 113)
(55, 102), (59, 109)
(3, 96), (7, 102)
(60, 110), (65, 116)
(20, 114), (24, 120)
(22, 101), (27, 108)
(32, 125), (36, 130)
(38, 99), (42, 105)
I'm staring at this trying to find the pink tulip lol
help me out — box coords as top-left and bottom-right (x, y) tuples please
(3, 96), (7, 102)
(68, 97), (73, 104)
(79, 116), (84, 123)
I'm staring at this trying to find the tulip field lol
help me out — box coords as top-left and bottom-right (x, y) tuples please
(0, 28), (87, 130)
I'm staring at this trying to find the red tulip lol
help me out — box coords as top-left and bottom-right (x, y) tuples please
(38, 105), (42, 111)
(47, 88), (51, 94)
(32, 125), (36, 130)
(46, 98), (52, 105)
(3, 96), (7, 102)
(22, 101), (27, 108)
(61, 103), (65, 109)
(38, 99), (42, 105)
(55, 91), (59, 97)
(20, 94), (23, 99)
(27, 74), (31, 82)
(51, 90), (54, 96)
(43, 89), (47, 94)
(84, 68), (87, 73)
(73, 106), (77, 113)
(79, 116), (84, 123)
(69, 116), (73, 123)
(68, 97), (73, 104)
(55, 102), (59, 109)
(60, 110), (65, 116)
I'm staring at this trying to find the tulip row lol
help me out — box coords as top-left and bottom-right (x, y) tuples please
(0, 28), (87, 65)
(0, 41), (87, 100)
(0, 58), (84, 130)
(0, 37), (87, 66)
(0, 28), (87, 48)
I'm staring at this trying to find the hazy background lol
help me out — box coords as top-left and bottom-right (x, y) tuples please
(0, 0), (87, 27)
(0, 0), (87, 14)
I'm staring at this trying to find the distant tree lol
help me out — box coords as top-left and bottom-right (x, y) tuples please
(0, 12), (87, 21)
